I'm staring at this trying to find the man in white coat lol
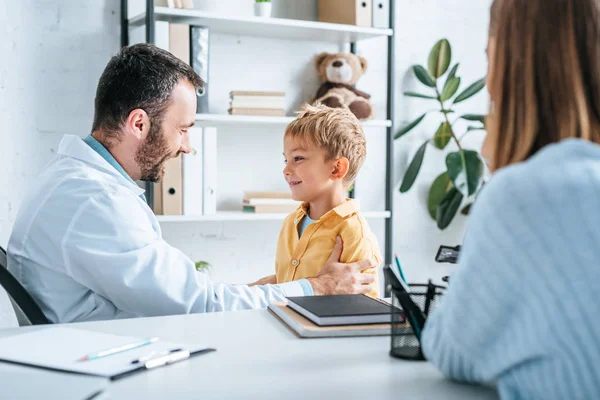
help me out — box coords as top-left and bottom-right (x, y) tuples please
(7, 44), (376, 323)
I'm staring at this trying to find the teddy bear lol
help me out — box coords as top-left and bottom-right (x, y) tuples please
(312, 52), (374, 120)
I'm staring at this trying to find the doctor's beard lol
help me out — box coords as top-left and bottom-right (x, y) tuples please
(135, 118), (173, 182)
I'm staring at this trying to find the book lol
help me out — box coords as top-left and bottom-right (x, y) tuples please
(182, 127), (203, 216)
(230, 95), (286, 103)
(243, 204), (298, 213)
(230, 91), (285, 97)
(230, 98), (286, 109)
(268, 302), (395, 338)
(229, 108), (286, 117)
(243, 198), (300, 206)
(286, 295), (401, 326)
(243, 191), (292, 199)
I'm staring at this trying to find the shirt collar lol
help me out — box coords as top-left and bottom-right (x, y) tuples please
(83, 135), (146, 201)
(294, 198), (360, 221)
(57, 134), (145, 197)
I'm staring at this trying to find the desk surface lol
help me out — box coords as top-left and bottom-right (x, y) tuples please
(0, 309), (498, 399)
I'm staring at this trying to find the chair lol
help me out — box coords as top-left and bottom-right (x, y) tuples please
(0, 246), (50, 325)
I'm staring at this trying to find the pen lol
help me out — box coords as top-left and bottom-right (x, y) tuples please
(77, 337), (159, 362)
(131, 348), (183, 364)
(394, 253), (407, 284)
(144, 350), (190, 369)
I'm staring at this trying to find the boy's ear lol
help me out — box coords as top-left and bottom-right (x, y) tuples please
(331, 157), (350, 180)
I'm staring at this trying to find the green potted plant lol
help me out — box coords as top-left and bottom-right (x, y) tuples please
(195, 260), (211, 273)
(396, 39), (487, 229)
(254, 0), (272, 17)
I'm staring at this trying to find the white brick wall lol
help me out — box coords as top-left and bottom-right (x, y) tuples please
(0, 0), (492, 287)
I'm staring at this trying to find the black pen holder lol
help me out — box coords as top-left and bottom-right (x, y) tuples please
(389, 281), (446, 361)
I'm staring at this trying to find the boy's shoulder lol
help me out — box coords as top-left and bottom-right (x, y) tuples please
(334, 211), (373, 237)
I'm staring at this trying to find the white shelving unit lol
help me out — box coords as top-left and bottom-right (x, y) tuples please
(123, 2), (394, 226)
(156, 211), (392, 223)
(129, 7), (393, 43)
(195, 113), (392, 128)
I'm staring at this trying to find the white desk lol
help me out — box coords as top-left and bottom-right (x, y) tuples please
(0, 309), (498, 399)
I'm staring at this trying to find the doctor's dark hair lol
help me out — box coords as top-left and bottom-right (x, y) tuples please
(91, 43), (204, 144)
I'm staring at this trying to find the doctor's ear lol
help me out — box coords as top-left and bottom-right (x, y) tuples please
(331, 157), (350, 180)
(126, 108), (150, 139)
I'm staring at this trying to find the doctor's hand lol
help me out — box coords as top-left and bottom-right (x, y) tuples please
(307, 236), (376, 296)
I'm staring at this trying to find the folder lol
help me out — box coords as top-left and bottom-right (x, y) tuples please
(0, 327), (215, 380)
(202, 127), (217, 215)
(183, 127), (204, 216)
(190, 25), (210, 114)
(372, 0), (390, 28)
(161, 155), (183, 215)
(169, 23), (190, 63)
(318, 0), (373, 27)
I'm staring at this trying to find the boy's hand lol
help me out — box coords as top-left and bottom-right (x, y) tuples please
(307, 236), (376, 295)
(249, 274), (277, 287)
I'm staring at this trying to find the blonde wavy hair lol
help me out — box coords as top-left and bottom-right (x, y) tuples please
(284, 104), (366, 186)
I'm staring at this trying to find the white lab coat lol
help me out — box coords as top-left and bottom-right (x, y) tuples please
(7, 135), (305, 323)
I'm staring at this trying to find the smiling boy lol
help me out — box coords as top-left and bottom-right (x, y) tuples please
(275, 104), (382, 297)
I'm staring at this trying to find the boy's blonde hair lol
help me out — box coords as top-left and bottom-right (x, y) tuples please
(284, 104), (366, 186)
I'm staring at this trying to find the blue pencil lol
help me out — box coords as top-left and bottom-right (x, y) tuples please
(394, 253), (407, 284)
(77, 337), (159, 362)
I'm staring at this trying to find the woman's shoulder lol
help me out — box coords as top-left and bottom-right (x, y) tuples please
(486, 139), (600, 197)
(472, 139), (600, 225)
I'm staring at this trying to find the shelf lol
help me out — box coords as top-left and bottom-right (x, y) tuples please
(156, 211), (391, 222)
(129, 7), (393, 43)
(195, 114), (392, 128)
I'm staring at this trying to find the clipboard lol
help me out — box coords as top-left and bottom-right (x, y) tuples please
(0, 327), (216, 381)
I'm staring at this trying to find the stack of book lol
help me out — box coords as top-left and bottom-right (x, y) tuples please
(267, 295), (403, 338)
(229, 91), (286, 117)
(242, 191), (300, 213)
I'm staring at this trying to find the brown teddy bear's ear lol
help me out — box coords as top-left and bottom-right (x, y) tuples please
(314, 52), (330, 70)
(358, 56), (368, 73)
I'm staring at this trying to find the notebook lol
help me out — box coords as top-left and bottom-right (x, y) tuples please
(268, 302), (399, 338)
(0, 327), (215, 380)
(286, 294), (402, 326)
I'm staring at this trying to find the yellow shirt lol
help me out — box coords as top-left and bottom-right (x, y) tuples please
(275, 199), (382, 298)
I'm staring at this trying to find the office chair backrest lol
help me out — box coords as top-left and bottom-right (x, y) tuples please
(0, 246), (50, 325)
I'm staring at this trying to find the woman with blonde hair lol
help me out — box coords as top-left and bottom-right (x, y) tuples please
(422, 0), (600, 398)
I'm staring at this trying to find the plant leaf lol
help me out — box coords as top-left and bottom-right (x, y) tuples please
(428, 39), (452, 79)
(436, 187), (464, 229)
(399, 142), (428, 193)
(413, 65), (436, 87)
(453, 77), (486, 104)
(404, 91), (437, 99)
(447, 63), (460, 81)
(433, 122), (453, 149)
(195, 261), (211, 271)
(427, 172), (451, 220)
(446, 150), (484, 196)
(395, 113), (426, 139)
(440, 77), (461, 101)
(460, 114), (486, 123)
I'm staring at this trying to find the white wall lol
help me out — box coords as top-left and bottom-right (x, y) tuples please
(0, 0), (491, 288)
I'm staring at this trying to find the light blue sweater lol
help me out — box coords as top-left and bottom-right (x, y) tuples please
(422, 139), (600, 400)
